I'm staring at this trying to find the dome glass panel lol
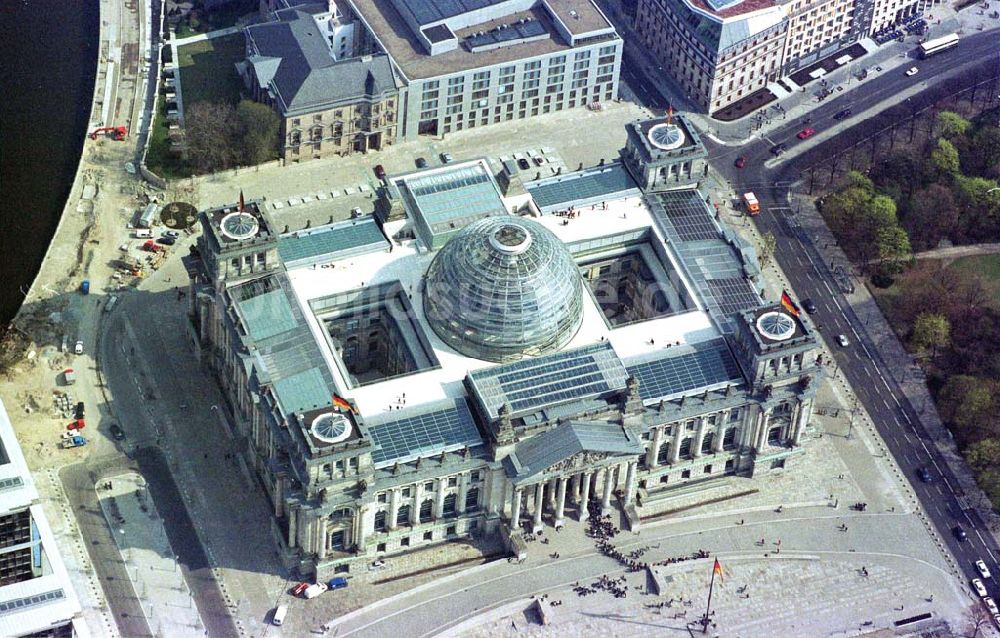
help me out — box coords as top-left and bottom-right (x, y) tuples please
(424, 217), (584, 363)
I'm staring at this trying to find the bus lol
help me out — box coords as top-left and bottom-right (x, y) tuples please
(919, 33), (959, 58)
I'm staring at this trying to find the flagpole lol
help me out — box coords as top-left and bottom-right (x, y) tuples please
(703, 564), (716, 633)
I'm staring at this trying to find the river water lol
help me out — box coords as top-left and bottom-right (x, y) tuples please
(0, 0), (100, 325)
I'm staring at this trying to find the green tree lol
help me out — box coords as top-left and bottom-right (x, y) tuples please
(936, 111), (970, 139)
(930, 138), (960, 174)
(236, 100), (280, 166)
(938, 375), (995, 437)
(842, 170), (874, 194)
(874, 225), (911, 269)
(904, 183), (957, 249)
(910, 312), (950, 359)
(965, 126), (1000, 179)
(966, 438), (1000, 506)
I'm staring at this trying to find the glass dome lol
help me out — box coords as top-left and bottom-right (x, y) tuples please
(424, 216), (584, 363)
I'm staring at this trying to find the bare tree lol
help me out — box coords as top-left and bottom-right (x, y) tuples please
(183, 101), (239, 174)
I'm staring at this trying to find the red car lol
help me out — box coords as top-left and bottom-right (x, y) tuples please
(734, 156), (747, 169)
(67, 419), (85, 431)
(291, 582), (309, 597)
(797, 127), (816, 139)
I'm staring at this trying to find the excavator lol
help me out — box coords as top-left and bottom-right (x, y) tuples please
(88, 126), (128, 141)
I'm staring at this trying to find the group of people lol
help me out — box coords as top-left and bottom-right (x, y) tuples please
(574, 574), (630, 599)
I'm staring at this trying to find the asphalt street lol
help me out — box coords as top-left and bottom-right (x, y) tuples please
(699, 40), (1000, 603)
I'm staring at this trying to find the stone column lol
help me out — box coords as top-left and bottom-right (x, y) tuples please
(355, 507), (368, 549)
(554, 477), (568, 527)
(571, 473), (581, 503)
(317, 517), (329, 559)
(601, 467), (614, 514)
(670, 424), (683, 464)
(624, 460), (638, 505)
(434, 479), (446, 519)
(388, 490), (399, 531)
(755, 410), (771, 452)
(648, 426), (663, 468)
(511, 488), (523, 529)
(793, 399), (811, 446)
(692, 419), (706, 458)
(288, 507), (298, 548)
(410, 484), (422, 525)
(546, 478), (557, 510)
(579, 471), (592, 521)
(532, 482), (545, 533)
(457, 473), (469, 514)
(713, 420), (726, 453)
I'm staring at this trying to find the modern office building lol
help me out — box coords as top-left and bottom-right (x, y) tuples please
(633, 0), (883, 114)
(188, 126), (821, 579)
(0, 401), (87, 638)
(255, 0), (623, 146)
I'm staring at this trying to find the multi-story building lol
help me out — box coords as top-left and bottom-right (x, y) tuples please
(634, 0), (879, 114)
(188, 118), (822, 580)
(257, 0), (623, 144)
(0, 400), (87, 638)
(238, 4), (400, 161)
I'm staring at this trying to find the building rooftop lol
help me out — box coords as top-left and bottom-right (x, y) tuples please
(624, 337), (744, 404)
(365, 398), (484, 467)
(278, 217), (390, 269)
(348, 0), (616, 80)
(505, 421), (643, 482)
(526, 162), (639, 213)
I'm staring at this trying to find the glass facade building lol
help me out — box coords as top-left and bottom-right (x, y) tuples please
(424, 216), (584, 362)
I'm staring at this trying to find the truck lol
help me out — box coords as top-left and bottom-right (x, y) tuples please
(742, 192), (761, 215)
(61, 435), (87, 449)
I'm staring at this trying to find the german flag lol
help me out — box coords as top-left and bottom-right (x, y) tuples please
(331, 394), (354, 413)
(713, 557), (724, 584)
(780, 290), (801, 317)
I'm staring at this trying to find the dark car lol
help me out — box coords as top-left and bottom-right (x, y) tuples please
(734, 156), (747, 169)
(328, 576), (349, 590)
(158, 236), (176, 246)
(415, 157), (428, 169)
(771, 144), (786, 156)
(954, 525), (969, 541)
(517, 158), (531, 170)
(532, 156), (545, 166)
(917, 467), (934, 483)
(802, 298), (817, 313)
(109, 423), (125, 441)
(833, 108), (852, 120)
(374, 164), (386, 180)
(74, 402), (85, 420)
(440, 152), (454, 164)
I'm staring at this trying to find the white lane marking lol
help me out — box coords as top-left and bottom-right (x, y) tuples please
(976, 529), (988, 545)
(901, 411), (912, 424)
(882, 398), (892, 410)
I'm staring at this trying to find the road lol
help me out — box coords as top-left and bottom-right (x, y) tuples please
(696, 41), (1000, 601)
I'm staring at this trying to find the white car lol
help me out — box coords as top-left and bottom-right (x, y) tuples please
(905, 66), (919, 77)
(973, 578), (989, 597)
(837, 334), (849, 347)
(986, 596), (999, 615)
(74, 340), (84, 355)
(303, 582), (328, 599)
(977, 559), (993, 579)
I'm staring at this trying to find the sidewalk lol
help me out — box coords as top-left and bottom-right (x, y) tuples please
(98, 472), (205, 637)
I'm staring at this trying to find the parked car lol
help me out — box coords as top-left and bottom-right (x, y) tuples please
(157, 236), (176, 246)
(770, 144), (786, 156)
(802, 298), (817, 314)
(734, 156), (747, 169)
(517, 158), (531, 170)
(977, 559), (993, 579)
(797, 127), (816, 139)
(415, 157), (428, 169)
(303, 583), (328, 599)
(328, 576), (349, 590)
(917, 467), (933, 483)
(836, 334), (849, 347)
(74, 340), (84, 355)
(74, 402), (85, 419)
(986, 597), (999, 615)
(833, 108), (853, 120)
(954, 525), (969, 541)
(109, 423), (126, 441)
(905, 66), (919, 77)
(291, 582), (310, 597)
(973, 578), (989, 597)
(440, 152), (454, 163)
(163, 230), (180, 238)
(374, 164), (386, 180)
(532, 156), (545, 166)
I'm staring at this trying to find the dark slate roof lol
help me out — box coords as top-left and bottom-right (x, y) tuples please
(244, 8), (398, 116)
(505, 422), (644, 483)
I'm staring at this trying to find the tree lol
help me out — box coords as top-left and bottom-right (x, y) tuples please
(842, 170), (874, 194)
(965, 126), (1000, 179)
(910, 312), (950, 359)
(874, 225), (911, 270)
(758, 232), (776, 268)
(235, 100), (280, 166)
(936, 111), (970, 140)
(937, 375), (995, 439)
(930, 137), (960, 174)
(183, 101), (239, 174)
(966, 438), (1000, 508)
(904, 183), (957, 249)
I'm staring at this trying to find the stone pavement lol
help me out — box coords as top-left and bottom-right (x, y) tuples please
(97, 471), (204, 637)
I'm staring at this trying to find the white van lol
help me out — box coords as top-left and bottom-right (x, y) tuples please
(134, 228), (152, 238)
(272, 604), (287, 626)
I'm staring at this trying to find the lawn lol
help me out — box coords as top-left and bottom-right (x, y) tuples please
(946, 253), (1000, 309)
(145, 91), (191, 180)
(177, 33), (245, 107)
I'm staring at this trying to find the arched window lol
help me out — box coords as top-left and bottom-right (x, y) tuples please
(679, 437), (692, 458)
(657, 442), (671, 464)
(701, 432), (714, 454)
(396, 504), (410, 526)
(419, 499), (434, 523)
(465, 487), (480, 512)
(443, 493), (457, 516)
(374, 510), (387, 532)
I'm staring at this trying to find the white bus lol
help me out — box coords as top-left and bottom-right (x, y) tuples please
(919, 33), (959, 58)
